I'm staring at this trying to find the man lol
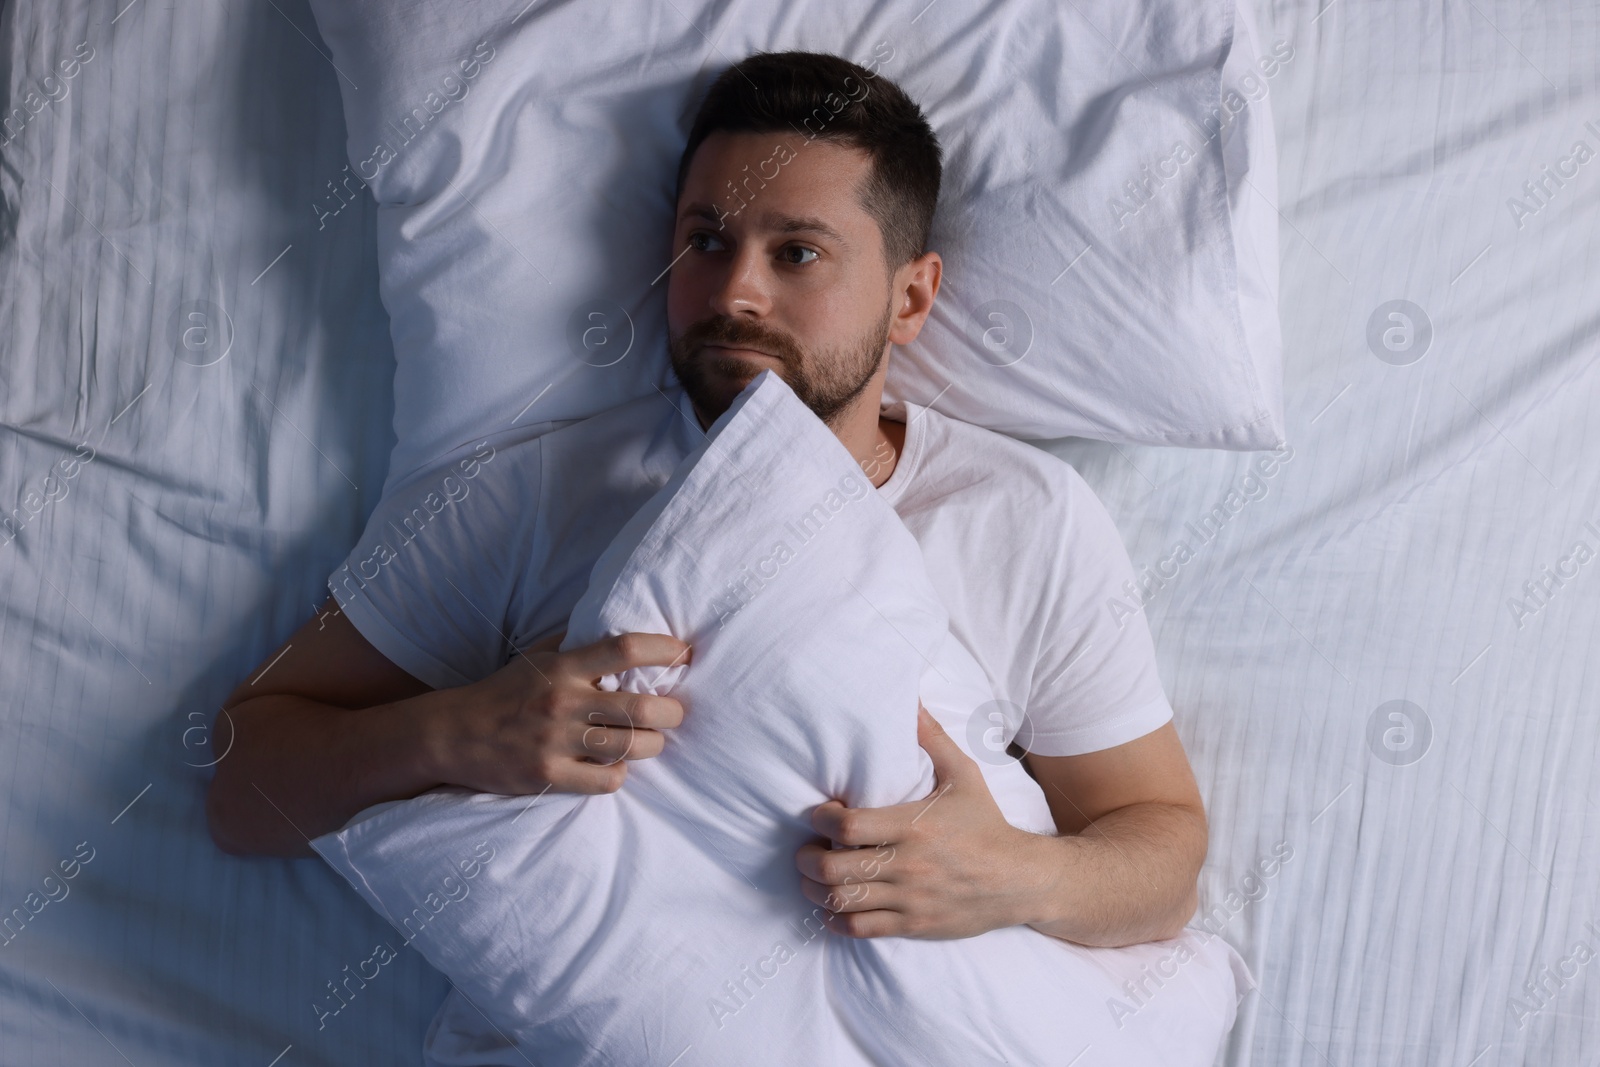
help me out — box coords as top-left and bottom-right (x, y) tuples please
(208, 50), (1207, 950)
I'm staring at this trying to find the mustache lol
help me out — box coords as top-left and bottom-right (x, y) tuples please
(680, 318), (799, 363)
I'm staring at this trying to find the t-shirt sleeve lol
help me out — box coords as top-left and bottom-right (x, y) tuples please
(1018, 466), (1174, 757)
(327, 437), (538, 691)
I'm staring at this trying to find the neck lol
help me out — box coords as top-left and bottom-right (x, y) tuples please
(831, 401), (905, 488)
(688, 384), (903, 488)
(867, 415), (906, 488)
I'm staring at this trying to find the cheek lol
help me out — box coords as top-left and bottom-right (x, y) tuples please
(665, 268), (700, 330)
(796, 281), (867, 337)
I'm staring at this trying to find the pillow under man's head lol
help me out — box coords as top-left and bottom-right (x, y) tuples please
(666, 50), (945, 429)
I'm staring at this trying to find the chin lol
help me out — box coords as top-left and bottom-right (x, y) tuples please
(708, 353), (770, 388)
(672, 349), (783, 422)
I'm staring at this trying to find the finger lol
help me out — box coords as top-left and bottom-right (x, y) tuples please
(573, 724), (661, 764)
(794, 840), (831, 882)
(917, 705), (974, 787)
(798, 874), (895, 914)
(574, 690), (685, 731)
(810, 799), (909, 847)
(528, 628), (567, 654)
(795, 840), (899, 885)
(615, 734), (665, 760)
(548, 757), (628, 796)
(821, 907), (903, 939)
(562, 632), (692, 680)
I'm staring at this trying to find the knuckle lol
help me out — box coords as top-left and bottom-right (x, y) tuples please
(531, 651), (562, 681)
(637, 694), (679, 729)
(545, 687), (581, 720)
(531, 754), (562, 784)
(526, 653), (559, 686)
(544, 645), (572, 675)
(629, 729), (662, 760)
(613, 632), (645, 663)
(614, 694), (642, 729)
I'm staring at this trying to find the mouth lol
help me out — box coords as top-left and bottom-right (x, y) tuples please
(703, 343), (778, 361)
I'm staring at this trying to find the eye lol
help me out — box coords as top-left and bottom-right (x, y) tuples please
(688, 230), (726, 252)
(781, 245), (819, 266)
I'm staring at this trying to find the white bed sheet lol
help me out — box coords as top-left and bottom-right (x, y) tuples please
(3, 1), (1597, 1066)
(0, 1), (446, 1064)
(1041, 3), (1600, 1064)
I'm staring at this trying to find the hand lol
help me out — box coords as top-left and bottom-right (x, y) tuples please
(431, 630), (691, 797)
(794, 706), (1048, 940)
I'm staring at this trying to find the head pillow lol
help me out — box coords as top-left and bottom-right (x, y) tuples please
(305, 0), (1285, 493)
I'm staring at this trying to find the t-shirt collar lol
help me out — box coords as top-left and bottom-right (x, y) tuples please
(663, 383), (926, 503)
(874, 398), (925, 505)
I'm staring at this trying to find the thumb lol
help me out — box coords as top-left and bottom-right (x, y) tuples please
(917, 705), (971, 786)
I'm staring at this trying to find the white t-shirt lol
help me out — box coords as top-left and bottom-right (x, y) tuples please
(330, 385), (1172, 756)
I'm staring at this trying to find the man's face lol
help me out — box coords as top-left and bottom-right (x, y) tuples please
(667, 131), (894, 428)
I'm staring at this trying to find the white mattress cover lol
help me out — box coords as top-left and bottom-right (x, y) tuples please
(1041, 3), (1600, 1064)
(1, 0), (1597, 1065)
(0, 1), (445, 1063)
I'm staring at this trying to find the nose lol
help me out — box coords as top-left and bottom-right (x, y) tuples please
(707, 244), (773, 320)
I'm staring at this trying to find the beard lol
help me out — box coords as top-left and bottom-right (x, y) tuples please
(668, 309), (891, 428)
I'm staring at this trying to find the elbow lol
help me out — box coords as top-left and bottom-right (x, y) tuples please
(204, 760), (317, 859)
(1157, 804), (1207, 942)
(203, 700), (272, 857)
(1156, 886), (1201, 942)
(206, 754), (277, 858)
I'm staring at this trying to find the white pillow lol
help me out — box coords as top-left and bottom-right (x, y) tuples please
(312, 372), (1247, 1066)
(305, 0), (1284, 493)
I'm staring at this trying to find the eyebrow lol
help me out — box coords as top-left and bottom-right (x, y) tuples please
(679, 202), (849, 245)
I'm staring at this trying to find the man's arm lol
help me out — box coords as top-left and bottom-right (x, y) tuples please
(206, 597), (690, 858)
(1013, 720), (1206, 946)
(794, 712), (1205, 948)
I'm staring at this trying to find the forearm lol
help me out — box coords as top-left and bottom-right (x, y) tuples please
(1017, 801), (1206, 948)
(206, 690), (453, 858)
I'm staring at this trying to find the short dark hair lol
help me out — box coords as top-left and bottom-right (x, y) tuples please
(675, 50), (942, 271)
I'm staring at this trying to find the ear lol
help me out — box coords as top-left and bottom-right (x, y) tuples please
(887, 251), (943, 347)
